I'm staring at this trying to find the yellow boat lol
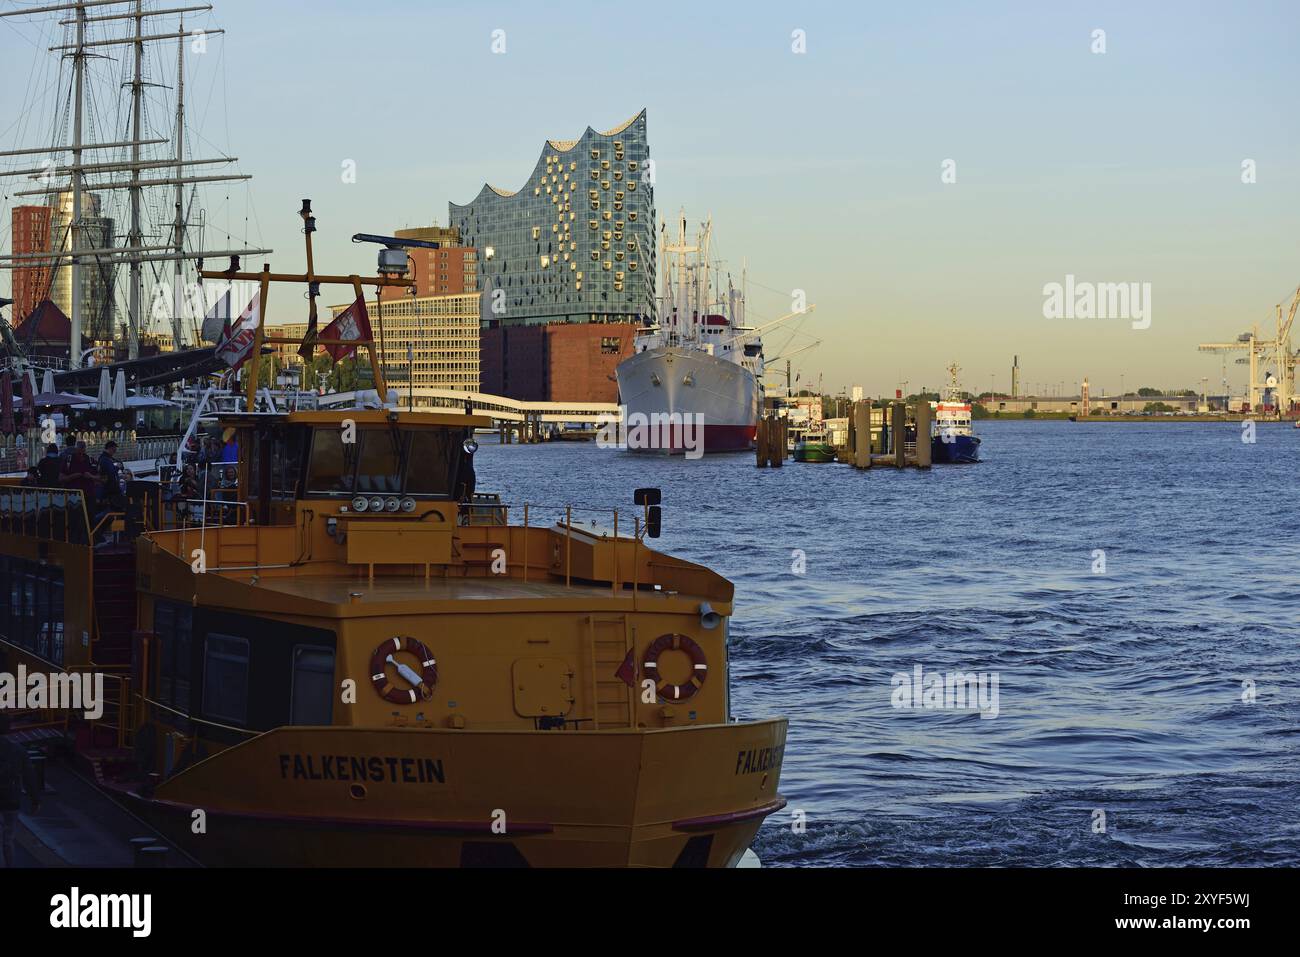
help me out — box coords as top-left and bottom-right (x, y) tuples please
(0, 204), (787, 868)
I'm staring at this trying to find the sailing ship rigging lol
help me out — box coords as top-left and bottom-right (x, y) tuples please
(0, 0), (269, 373)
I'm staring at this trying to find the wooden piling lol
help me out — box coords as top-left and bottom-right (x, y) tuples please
(852, 401), (871, 469)
(755, 414), (788, 467)
(914, 398), (932, 468)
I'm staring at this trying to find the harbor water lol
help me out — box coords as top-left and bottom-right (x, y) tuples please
(476, 420), (1300, 867)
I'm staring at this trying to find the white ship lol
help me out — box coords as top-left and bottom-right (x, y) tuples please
(615, 214), (765, 453)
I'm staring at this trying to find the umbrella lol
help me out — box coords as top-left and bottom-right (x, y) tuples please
(41, 369), (55, 394)
(20, 370), (33, 430)
(112, 370), (127, 409)
(23, 391), (93, 409)
(71, 395), (179, 410)
(0, 371), (12, 435)
(97, 367), (111, 408)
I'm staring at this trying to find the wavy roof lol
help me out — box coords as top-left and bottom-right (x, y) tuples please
(455, 109), (646, 208)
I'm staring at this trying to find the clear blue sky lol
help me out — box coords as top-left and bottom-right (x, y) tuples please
(3, 0), (1298, 397)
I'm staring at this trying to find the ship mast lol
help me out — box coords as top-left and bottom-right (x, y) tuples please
(127, 0), (143, 359)
(71, 0), (86, 367)
(0, 0), (271, 368)
(172, 13), (186, 352)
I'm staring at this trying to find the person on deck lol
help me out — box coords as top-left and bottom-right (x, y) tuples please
(96, 441), (124, 501)
(0, 714), (42, 868)
(58, 433), (77, 472)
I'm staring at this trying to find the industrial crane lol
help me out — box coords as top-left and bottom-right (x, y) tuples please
(1197, 285), (1300, 416)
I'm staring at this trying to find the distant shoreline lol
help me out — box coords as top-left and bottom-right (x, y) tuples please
(979, 413), (1291, 424)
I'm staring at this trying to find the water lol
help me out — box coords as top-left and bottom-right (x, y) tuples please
(475, 421), (1300, 866)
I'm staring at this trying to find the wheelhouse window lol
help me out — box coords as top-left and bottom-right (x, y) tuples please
(306, 428), (354, 494)
(405, 430), (457, 496)
(305, 427), (461, 498)
(354, 431), (404, 494)
(203, 633), (250, 726)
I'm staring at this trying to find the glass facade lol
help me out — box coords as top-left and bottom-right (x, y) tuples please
(449, 110), (656, 328)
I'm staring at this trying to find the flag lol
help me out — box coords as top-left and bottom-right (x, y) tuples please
(317, 297), (372, 363)
(215, 292), (261, 372)
(614, 648), (637, 688)
(200, 288), (231, 344)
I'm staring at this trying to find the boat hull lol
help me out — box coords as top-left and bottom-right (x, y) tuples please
(931, 433), (981, 463)
(792, 442), (836, 463)
(115, 719), (788, 868)
(614, 347), (759, 454)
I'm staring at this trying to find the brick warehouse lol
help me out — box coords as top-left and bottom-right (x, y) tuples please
(480, 323), (634, 404)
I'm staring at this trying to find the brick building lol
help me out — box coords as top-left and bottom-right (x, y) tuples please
(479, 322), (632, 403)
(10, 205), (53, 323)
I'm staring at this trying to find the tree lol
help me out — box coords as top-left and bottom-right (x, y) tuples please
(1137, 387), (1162, 397)
(1143, 401), (1175, 413)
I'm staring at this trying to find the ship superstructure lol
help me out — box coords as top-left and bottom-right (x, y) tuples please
(614, 214), (764, 453)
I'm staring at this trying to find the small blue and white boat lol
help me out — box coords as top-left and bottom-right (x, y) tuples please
(930, 363), (982, 464)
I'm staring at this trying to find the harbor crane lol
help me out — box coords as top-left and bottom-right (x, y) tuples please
(1197, 286), (1299, 415)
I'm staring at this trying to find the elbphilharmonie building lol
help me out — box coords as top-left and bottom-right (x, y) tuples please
(449, 110), (656, 328)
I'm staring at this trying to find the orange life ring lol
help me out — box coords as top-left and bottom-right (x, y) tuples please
(642, 633), (708, 701)
(369, 636), (438, 704)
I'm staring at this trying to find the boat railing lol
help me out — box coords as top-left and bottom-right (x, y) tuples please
(0, 487), (93, 544)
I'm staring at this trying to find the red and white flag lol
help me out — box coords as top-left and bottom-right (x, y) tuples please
(215, 292), (261, 371)
(318, 296), (372, 362)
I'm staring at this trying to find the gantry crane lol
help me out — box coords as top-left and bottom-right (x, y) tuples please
(1198, 286), (1300, 416)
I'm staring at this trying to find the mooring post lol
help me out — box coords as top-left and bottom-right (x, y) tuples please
(914, 399), (932, 468)
(853, 401), (871, 469)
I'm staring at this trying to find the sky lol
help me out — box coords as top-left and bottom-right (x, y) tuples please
(2, 0), (1299, 398)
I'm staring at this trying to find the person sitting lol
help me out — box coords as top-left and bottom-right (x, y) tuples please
(217, 465), (239, 523)
(35, 444), (61, 486)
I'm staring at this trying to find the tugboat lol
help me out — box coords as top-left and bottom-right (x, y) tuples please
(0, 206), (787, 867)
(930, 363), (982, 464)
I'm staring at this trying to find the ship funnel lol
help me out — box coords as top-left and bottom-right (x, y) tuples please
(698, 602), (721, 631)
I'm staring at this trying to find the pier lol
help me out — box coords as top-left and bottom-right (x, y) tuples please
(846, 399), (931, 469)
